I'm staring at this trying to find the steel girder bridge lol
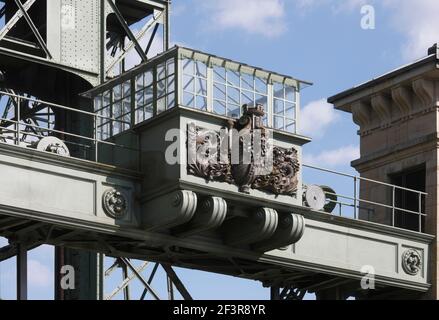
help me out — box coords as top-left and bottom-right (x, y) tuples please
(0, 0), (433, 300)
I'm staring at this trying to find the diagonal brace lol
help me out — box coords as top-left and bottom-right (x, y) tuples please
(161, 263), (193, 300)
(105, 260), (149, 300)
(120, 257), (161, 300)
(106, 0), (148, 63)
(0, 4), (5, 18)
(145, 23), (160, 56)
(140, 263), (159, 300)
(106, 10), (164, 74)
(13, 0), (52, 59)
(0, 0), (36, 42)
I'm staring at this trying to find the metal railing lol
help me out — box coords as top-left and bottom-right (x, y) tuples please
(0, 92), (429, 233)
(303, 164), (428, 233)
(0, 90), (138, 163)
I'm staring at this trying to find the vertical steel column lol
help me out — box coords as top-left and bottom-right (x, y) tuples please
(161, 264), (193, 300)
(15, 97), (21, 146)
(167, 276), (174, 300)
(121, 262), (131, 300)
(270, 286), (280, 300)
(100, 0), (106, 84)
(16, 243), (27, 300)
(164, 0), (171, 50)
(55, 248), (101, 300)
(54, 246), (64, 300)
(98, 253), (104, 301)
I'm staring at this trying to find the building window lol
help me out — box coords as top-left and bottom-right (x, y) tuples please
(183, 58), (208, 111)
(390, 165), (426, 232)
(273, 82), (297, 133)
(95, 90), (111, 140)
(180, 56), (297, 134)
(94, 57), (177, 138)
(112, 81), (131, 135)
(212, 66), (268, 122)
(156, 58), (176, 114)
(94, 81), (131, 140)
(92, 51), (301, 139)
(135, 69), (154, 123)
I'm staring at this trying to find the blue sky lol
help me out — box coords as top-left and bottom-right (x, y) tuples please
(1, 0), (438, 300)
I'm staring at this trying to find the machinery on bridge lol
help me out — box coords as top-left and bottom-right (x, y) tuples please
(0, 0), (433, 300)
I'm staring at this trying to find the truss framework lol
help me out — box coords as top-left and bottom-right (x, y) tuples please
(0, 215), (423, 300)
(0, 0), (170, 84)
(0, 0), (52, 59)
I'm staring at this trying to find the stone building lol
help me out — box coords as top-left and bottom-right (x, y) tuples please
(329, 44), (439, 299)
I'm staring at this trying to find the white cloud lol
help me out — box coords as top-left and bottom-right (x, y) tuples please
(295, 0), (439, 61)
(171, 3), (188, 17)
(303, 145), (360, 167)
(28, 259), (52, 287)
(199, 0), (287, 37)
(382, 0), (439, 61)
(295, 0), (367, 13)
(300, 99), (339, 138)
(0, 237), (7, 246)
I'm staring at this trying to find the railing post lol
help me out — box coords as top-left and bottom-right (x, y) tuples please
(94, 114), (98, 162)
(392, 186), (396, 228)
(419, 193), (422, 233)
(16, 96), (21, 146)
(353, 177), (357, 219)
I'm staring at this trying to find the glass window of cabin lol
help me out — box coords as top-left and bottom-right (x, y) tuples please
(112, 81), (132, 135)
(135, 69), (154, 124)
(95, 90), (112, 140)
(272, 82), (297, 133)
(157, 58), (176, 114)
(183, 58), (208, 111)
(212, 65), (268, 122)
